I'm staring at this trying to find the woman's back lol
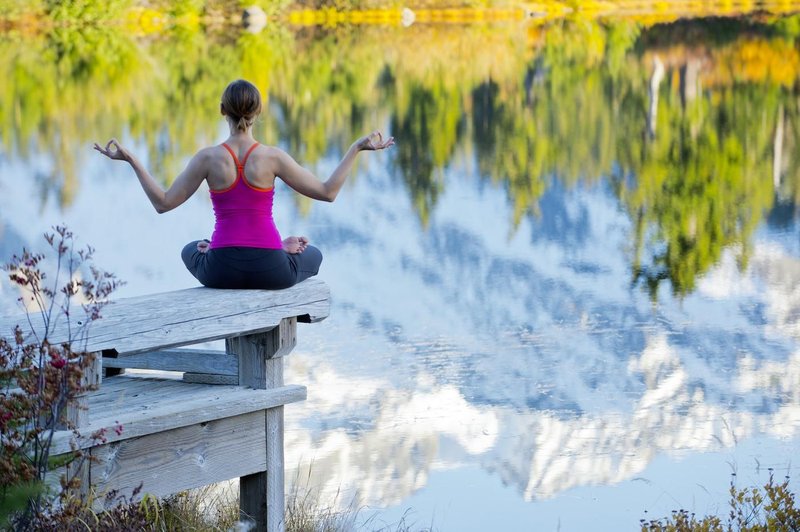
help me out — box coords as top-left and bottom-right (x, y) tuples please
(208, 141), (282, 250)
(204, 142), (278, 192)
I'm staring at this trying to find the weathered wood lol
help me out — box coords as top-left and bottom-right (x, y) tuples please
(103, 349), (125, 377)
(55, 353), (102, 501)
(230, 317), (296, 390)
(0, 280), (329, 526)
(87, 382), (305, 436)
(183, 372), (238, 385)
(59, 353), (102, 429)
(91, 411), (268, 508)
(103, 349), (238, 376)
(0, 279), (330, 356)
(86, 376), (202, 414)
(266, 357), (285, 532)
(236, 319), (294, 531)
(88, 376), (185, 410)
(51, 377), (306, 455)
(240, 473), (268, 529)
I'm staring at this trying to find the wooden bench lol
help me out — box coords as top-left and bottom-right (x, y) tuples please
(0, 278), (330, 532)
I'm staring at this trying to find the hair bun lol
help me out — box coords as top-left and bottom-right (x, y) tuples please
(221, 80), (262, 132)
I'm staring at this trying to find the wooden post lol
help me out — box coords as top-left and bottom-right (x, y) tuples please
(61, 352), (101, 500)
(228, 318), (297, 532)
(60, 352), (102, 429)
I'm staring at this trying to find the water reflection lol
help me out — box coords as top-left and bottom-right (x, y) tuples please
(2, 10), (800, 529)
(280, 175), (800, 520)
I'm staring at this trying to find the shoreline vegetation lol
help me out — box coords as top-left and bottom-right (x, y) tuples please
(1, 0), (800, 31)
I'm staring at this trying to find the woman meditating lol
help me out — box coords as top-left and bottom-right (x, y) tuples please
(94, 79), (394, 289)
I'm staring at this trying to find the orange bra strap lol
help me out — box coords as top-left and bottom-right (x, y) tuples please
(221, 143), (241, 168)
(241, 142), (259, 167)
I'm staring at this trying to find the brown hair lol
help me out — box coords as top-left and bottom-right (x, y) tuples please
(221, 79), (262, 132)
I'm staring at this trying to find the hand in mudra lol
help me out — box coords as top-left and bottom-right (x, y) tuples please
(355, 131), (395, 152)
(93, 139), (132, 162)
(283, 236), (309, 254)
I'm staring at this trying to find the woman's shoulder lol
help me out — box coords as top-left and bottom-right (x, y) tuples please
(194, 145), (226, 162)
(253, 144), (292, 167)
(255, 144), (286, 157)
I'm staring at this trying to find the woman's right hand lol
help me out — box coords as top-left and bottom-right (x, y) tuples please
(93, 138), (133, 162)
(355, 131), (395, 152)
(283, 236), (309, 254)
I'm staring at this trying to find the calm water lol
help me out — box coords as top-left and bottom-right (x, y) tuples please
(2, 12), (800, 531)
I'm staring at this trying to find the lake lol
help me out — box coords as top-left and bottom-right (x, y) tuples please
(1, 6), (800, 531)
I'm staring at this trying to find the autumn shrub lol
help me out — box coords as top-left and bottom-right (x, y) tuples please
(0, 226), (123, 530)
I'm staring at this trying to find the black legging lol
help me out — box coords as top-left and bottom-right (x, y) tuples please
(181, 240), (323, 290)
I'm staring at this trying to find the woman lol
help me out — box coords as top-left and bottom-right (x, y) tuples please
(94, 79), (394, 289)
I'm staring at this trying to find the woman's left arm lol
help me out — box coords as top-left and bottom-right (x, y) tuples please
(94, 139), (207, 214)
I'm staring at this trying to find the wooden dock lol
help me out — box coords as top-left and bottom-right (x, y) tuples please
(1, 278), (330, 531)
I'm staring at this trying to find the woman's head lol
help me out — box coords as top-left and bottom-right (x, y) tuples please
(221, 79), (262, 132)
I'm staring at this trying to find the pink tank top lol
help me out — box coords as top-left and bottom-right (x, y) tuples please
(209, 142), (283, 250)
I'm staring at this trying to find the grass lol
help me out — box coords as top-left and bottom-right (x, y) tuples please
(283, 467), (435, 532)
(145, 485), (242, 531)
(21, 472), (799, 530)
(97, 478), (435, 532)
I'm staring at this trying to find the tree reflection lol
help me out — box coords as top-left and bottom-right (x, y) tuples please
(620, 84), (776, 298)
(2, 16), (800, 298)
(391, 81), (463, 226)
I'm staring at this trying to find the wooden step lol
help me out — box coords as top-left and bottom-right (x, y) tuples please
(50, 374), (306, 455)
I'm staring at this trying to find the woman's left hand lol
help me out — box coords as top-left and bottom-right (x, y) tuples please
(93, 138), (132, 162)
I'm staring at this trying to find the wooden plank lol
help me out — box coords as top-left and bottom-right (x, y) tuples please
(0, 279), (330, 356)
(183, 373), (238, 385)
(91, 411), (268, 508)
(103, 349), (238, 376)
(51, 383), (306, 455)
(90, 283), (329, 356)
(92, 379), (210, 415)
(84, 380), (299, 430)
(88, 375), (178, 408)
(81, 381), (305, 441)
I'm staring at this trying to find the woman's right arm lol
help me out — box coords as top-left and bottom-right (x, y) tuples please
(94, 139), (208, 214)
(275, 131), (394, 202)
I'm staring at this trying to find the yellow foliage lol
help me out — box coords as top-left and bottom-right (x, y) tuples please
(124, 7), (170, 35)
(723, 38), (800, 86)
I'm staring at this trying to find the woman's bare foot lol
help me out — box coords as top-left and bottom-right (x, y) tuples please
(282, 236), (309, 254)
(197, 240), (210, 254)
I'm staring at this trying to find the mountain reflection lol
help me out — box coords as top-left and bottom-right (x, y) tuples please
(280, 174), (800, 509)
